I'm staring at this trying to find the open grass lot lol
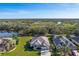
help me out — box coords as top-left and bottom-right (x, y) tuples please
(1, 36), (40, 56)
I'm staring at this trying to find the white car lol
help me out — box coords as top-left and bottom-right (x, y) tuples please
(41, 50), (51, 56)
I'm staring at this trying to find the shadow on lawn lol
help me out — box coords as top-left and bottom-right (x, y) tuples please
(24, 41), (34, 51)
(24, 40), (41, 55)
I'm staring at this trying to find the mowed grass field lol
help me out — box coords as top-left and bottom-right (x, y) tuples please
(1, 36), (40, 56)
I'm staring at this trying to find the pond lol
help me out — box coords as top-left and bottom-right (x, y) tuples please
(0, 31), (18, 37)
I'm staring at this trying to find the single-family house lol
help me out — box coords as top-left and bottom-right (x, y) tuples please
(30, 36), (50, 50)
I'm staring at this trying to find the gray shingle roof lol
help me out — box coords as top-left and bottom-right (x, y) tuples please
(30, 36), (50, 49)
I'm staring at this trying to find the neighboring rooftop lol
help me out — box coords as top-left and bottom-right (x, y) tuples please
(53, 35), (76, 50)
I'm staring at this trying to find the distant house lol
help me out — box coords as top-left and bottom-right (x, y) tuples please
(57, 22), (62, 25)
(30, 36), (50, 50)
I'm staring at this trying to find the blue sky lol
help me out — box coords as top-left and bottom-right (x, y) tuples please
(0, 3), (79, 19)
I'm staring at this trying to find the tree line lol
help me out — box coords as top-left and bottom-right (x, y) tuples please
(0, 20), (79, 36)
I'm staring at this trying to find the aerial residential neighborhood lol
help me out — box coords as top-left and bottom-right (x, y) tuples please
(0, 3), (79, 56)
(0, 19), (79, 56)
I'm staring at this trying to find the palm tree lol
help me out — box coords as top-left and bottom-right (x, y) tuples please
(62, 44), (71, 56)
(52, 44), (61, 56)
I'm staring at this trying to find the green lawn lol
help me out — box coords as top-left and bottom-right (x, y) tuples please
(1, 36), (40, 56)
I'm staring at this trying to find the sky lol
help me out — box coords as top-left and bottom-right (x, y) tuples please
(0, 3), (79, 19)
